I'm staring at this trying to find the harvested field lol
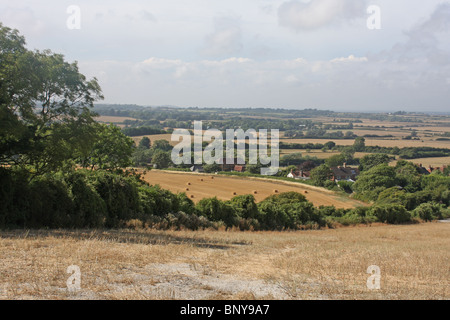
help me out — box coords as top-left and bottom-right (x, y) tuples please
(280, 138), (450, 149)
(280, 149), (376, 159)
(390, 156), (450, 168)
(96, 116), (137, 123)
(0, 223), (448, 300)
(142, 170), (366, 209)
(131, 132), (450, 150)
(131, 134), (176, 146)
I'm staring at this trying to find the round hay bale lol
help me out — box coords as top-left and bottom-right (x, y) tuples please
(190, 195), (195, 199)
(232, 192), (237, 196)
(274, 189), (279, 193)
(253, 190), (258, 194)
(211, 177), (214, 180)
(187, 182), (191, 186)
(304, 191), (308, 194)
(185, 188), (190, 191)
(200, 179), (204, 182)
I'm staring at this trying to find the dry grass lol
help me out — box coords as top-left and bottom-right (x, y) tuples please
(143, 170), (366, 209)
(0, 223), (448, 300)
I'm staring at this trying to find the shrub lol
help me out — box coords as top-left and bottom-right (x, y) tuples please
(65, 171), (106, 228)
(257, 201), (289, 231)
(228, 195), (258, 220)
(0, 168), (30, 228)
(90, 171), (141, 227)
(412, 202), (444, 222)
(196, 197), (238, 229)
(367, 204), (411, 224)
(26, 175), (74, 228)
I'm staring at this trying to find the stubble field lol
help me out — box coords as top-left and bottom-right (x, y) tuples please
(0, 223), (448, 300)
(142, 170), (366, 209)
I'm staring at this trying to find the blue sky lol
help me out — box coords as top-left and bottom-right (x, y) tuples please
(1, 0), (450, 112)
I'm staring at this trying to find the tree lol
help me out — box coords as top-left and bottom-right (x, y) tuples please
(353, 137), (366, 152)
(352, 164), (397, 201)
(132, 148), (153, 167)
(359, 154), (390, 171)
(367, 204), (411, 224)
(138, 137), (151, 149)
(152, 150), (171, 169)
(324, 141), (336, 150)
(152, 140), (172, 152)
(325, 153), (347, 167)
(196, 197), (237, 229)
(412, 202), (443, 222)
(394, 160), (421, 192)
(1, 24), (104, 174)
(310, 164), (332, 187)
(228, 195), (258, 220)
(84, 124), (134, 171)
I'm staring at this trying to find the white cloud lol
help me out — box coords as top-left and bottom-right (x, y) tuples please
(202, 16), (243, 57)
(330, 55), (368, 63)
(278, 0), (368, 31)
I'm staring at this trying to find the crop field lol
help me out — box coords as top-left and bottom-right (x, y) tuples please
(143, 170), (366, 209)
(0, 223), (448, 300)
(278, 137), (450, 149)
(279, 149), (375, 158)
(390, 156), (450, 168)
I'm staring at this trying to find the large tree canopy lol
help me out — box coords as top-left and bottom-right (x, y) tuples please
(1, 23), (105, 175)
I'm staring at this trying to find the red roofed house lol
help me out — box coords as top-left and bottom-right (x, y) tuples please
(331, 163), (360, 182)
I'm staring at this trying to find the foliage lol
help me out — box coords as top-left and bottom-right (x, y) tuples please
(310, 164), (333, 187)
(367, 204), (411, 224)
(359, 154), (390, 171)
(412, 202), (444, 222)
(1, 24), (104, 174)
(196, 197), (237, 229)
(352, 164), (398, 201)
(82, 124), (134, 171)
(152, 150), (171, 169)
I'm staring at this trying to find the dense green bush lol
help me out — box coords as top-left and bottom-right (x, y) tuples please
(196, 197), (238, 229)
(90, 171), (141, 227)
(412, 202), (444, 222)
(65, 171), (106, 228)
(367, 204), (411, 224)
(0, 168), (30, 228)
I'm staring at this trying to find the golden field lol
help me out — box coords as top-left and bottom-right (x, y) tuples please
(132, 131), (450, 150)
(0, 223), (448, 300)
(143, 170), (366, 209)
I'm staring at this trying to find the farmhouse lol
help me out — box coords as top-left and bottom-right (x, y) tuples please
(287, 169), (311, 180)
(190, 165), (204, 173)
(426, 165), (448, 175)
(233, 165), (246, 172)
(416, 164), (449, 175)
(217, 158), (246, 172)
(331, 164), (359, 182)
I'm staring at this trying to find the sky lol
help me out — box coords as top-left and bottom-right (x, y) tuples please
(1, 0), (450, 112)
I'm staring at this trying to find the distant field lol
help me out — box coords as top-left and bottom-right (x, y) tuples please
(390, 156), (450, 168)
(280, 149), (375, 159)
(280, 138), (450, 149)
(132, 134), (176, 145)
(143, 170), (367, 209)
(96, 115), (137, 123)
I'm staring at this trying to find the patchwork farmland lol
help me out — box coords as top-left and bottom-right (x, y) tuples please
(143, 170), (367, 209)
